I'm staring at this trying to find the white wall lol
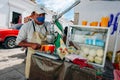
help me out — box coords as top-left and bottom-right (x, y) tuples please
(75, 0), (120, 23)
(0, 0), (9, 28)
(0, 0), (35, 28)
(0, 13), (7, 28)
(8, 0), (35, 27)
(74, 0), (120, 51)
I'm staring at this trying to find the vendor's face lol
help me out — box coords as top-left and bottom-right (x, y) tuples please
(34, 13), (45, 25)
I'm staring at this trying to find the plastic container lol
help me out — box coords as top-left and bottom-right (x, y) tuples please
(90, 21), (98, 26)
(101, 16), (109, 27)
(82, 20), (87, 26)
(41, 45), (55, 53)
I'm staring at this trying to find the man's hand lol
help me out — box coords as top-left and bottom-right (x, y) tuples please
(18, 41), (41, 50)
(31, 43), (41, 50)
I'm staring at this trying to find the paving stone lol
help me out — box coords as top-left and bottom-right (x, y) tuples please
(0, 65), (14, 75)
(12, 63), (25, 75)
(0, 47), (26, 79)
(16, 66), (25, 76)
(12, 63), (25, 69)
(0, 70), (25, 80)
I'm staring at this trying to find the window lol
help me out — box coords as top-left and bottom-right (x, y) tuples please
(12, 12), (21, 24)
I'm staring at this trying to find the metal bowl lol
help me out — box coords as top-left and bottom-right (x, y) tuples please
(46, 34), (55, 44)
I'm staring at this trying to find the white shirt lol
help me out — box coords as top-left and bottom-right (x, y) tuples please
(16, 21), (51, 45)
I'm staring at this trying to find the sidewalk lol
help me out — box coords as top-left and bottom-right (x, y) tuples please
(0, 47), (26, 80)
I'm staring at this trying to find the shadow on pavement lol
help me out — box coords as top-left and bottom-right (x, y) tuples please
(8, 53), (26, 59)
(0, 43), (3, 49)
(0, 53), (26, 63)
(0, 43), (26, 80)
(0, 58), (8, 62)
(0, 62), (26, 80)
(0, 47), (26, 80)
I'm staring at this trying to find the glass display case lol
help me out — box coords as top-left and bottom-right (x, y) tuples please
(66, 25), (110, 67)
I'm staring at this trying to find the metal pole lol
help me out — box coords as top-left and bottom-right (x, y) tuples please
(56, 0), (80, 20)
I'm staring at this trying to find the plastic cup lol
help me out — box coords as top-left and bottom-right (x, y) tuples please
(101, 17), (109, 27)
(90, 21), (98, 26)
(82, 21), (87, 26)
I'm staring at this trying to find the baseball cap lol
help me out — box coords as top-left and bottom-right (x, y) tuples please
(34, 4), (46, 14)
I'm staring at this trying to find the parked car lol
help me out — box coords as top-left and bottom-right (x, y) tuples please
(0, 23), (23, 49)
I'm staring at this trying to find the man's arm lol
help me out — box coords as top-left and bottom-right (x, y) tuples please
(16, 22), (40, 50)
(18, 41), (41, 50)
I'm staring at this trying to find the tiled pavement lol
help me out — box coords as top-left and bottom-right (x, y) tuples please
(0, 46), (26, 80)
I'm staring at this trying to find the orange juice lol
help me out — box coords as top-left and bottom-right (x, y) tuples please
(82, 21), (87, 26)
(101, 16), (109, 27)
(90, 21), (98, 26)
(40, 45), (55, 53)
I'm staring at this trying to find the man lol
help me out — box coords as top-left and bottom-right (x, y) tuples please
(23, 11), (35, 55)
(16, 4), (51, 79)
(24, 11), (35, 23)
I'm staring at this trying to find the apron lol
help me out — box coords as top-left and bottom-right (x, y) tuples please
(25, 21), (47, 79)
